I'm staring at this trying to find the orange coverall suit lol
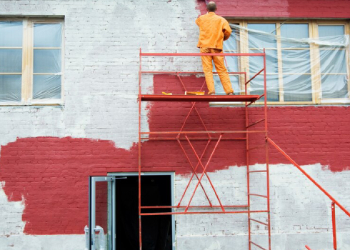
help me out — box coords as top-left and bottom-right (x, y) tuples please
(196, 12), (233, 95)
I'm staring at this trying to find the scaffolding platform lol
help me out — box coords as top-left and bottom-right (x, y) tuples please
(140, 94), (261, 102)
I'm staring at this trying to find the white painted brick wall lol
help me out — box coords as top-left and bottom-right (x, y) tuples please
(175, 164), (350, 250)
(0, 1), (201, 249)
(0, 1), (349, 250)
(0, 0), (200, 149)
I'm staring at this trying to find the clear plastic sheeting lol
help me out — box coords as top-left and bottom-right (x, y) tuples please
(0, 22), (23, 103)
(33, 75), (61, 99)
(34, 23), (62, 47)
(33, 49), (61, 73)
(214, 26), (241, 95)
(0, 75), (22, 102)
(0, 21), (23, 47)
(0, 21), (62, 103)
(215, 23), (350, 103)
(33, 23), (62, 100)
(0, 49), (22, 73)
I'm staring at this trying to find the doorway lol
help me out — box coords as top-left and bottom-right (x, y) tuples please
(113, 173), (174, 250)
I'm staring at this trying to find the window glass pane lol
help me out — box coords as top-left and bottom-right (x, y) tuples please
(0, 21), (23, 47)
(321, 74), (348, 99)
(248, 23), (276, 34)
(0, 49), (22, 73)
(0, 75), (21, 102)
(249, 49), (278, 74)
(34, 49), (61, 73)
(224, 28), (239, 52)
(283, 74), (312, 102)
(320, 49), (346, 73)
(225, 56), (238, 72)
(249, 75), (279, 102)
(34, 23), (62, 47)
(223, 26), (240, 73)
(281, 24), (309, 48)
(282, 50), (311, 74)
(214, 75), (240, 95)
(33, 75), (61, 99)
(319, 25), (344, 37)
(248, 23), (277, 48)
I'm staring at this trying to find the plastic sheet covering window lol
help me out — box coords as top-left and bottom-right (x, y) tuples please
(214, 25), (241, 94)
(33, 23), (62, 100)
(0, 21), (23, 102)
(217, 23), (350, 102)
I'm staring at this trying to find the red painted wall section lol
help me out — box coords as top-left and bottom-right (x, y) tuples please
(287, 0), (350, 18)
(196, 0), (350, 18)
(0, 74), (349, 235)
(150, 74), (350, 172)
(0, 138), (137, 234)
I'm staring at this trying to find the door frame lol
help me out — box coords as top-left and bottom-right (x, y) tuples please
(108, 172), (176, 250)
(89, 176), (116, 250)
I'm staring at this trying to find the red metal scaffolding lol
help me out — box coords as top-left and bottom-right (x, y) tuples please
(138, 49), (350, 250)
(138, 49), (271, 250)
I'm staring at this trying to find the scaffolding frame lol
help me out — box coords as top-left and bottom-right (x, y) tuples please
(138, 49), (271, 250)
(137, 47), (350, 250)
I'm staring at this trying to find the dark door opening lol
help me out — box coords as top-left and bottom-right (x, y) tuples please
(115, 175), (173, 250)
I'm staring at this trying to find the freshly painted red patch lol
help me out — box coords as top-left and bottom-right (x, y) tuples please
(196, 0), (290, 17)
(150, 74), (350, 172)
(0, 75), (350, 235)
(287, 0), (350, 18)
(196, 0), (350, 18)
(0, 136), (244, 234)
(0, 138), (137, 234)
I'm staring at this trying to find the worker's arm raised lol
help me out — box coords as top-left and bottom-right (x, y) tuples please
(223, 20), (232, 41)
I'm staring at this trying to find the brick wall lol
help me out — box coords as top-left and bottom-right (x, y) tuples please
(0, 0), (349, 250)
(197, 0), (350, 18)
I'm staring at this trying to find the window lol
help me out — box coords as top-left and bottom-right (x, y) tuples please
(0, 18), (63, 105)
(219, 21), (350, 104)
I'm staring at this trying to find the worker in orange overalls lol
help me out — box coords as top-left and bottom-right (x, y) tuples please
(196, 1), (234, 95)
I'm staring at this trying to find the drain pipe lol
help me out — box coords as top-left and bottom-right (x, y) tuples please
(84, 226), (89, 250)
(84, 225), (105, 250)
(95, 226), (105, 250)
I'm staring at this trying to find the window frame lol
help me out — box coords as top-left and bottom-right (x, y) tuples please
(0, 17), (64, 106)
(224, 19), (350, 105)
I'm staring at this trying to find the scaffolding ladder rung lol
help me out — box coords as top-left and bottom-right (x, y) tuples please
(250, 241), (267, 250)
(249, 218), (269, 226)
(249, 194), (268, 198)
(246, 118), (265, 129)
(141, 205), (248, 209)
(140, 210), (268, 216)
(246, 95), (264, 107)
(248, 170), (267, 173)
(245, 68), (264, 85)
